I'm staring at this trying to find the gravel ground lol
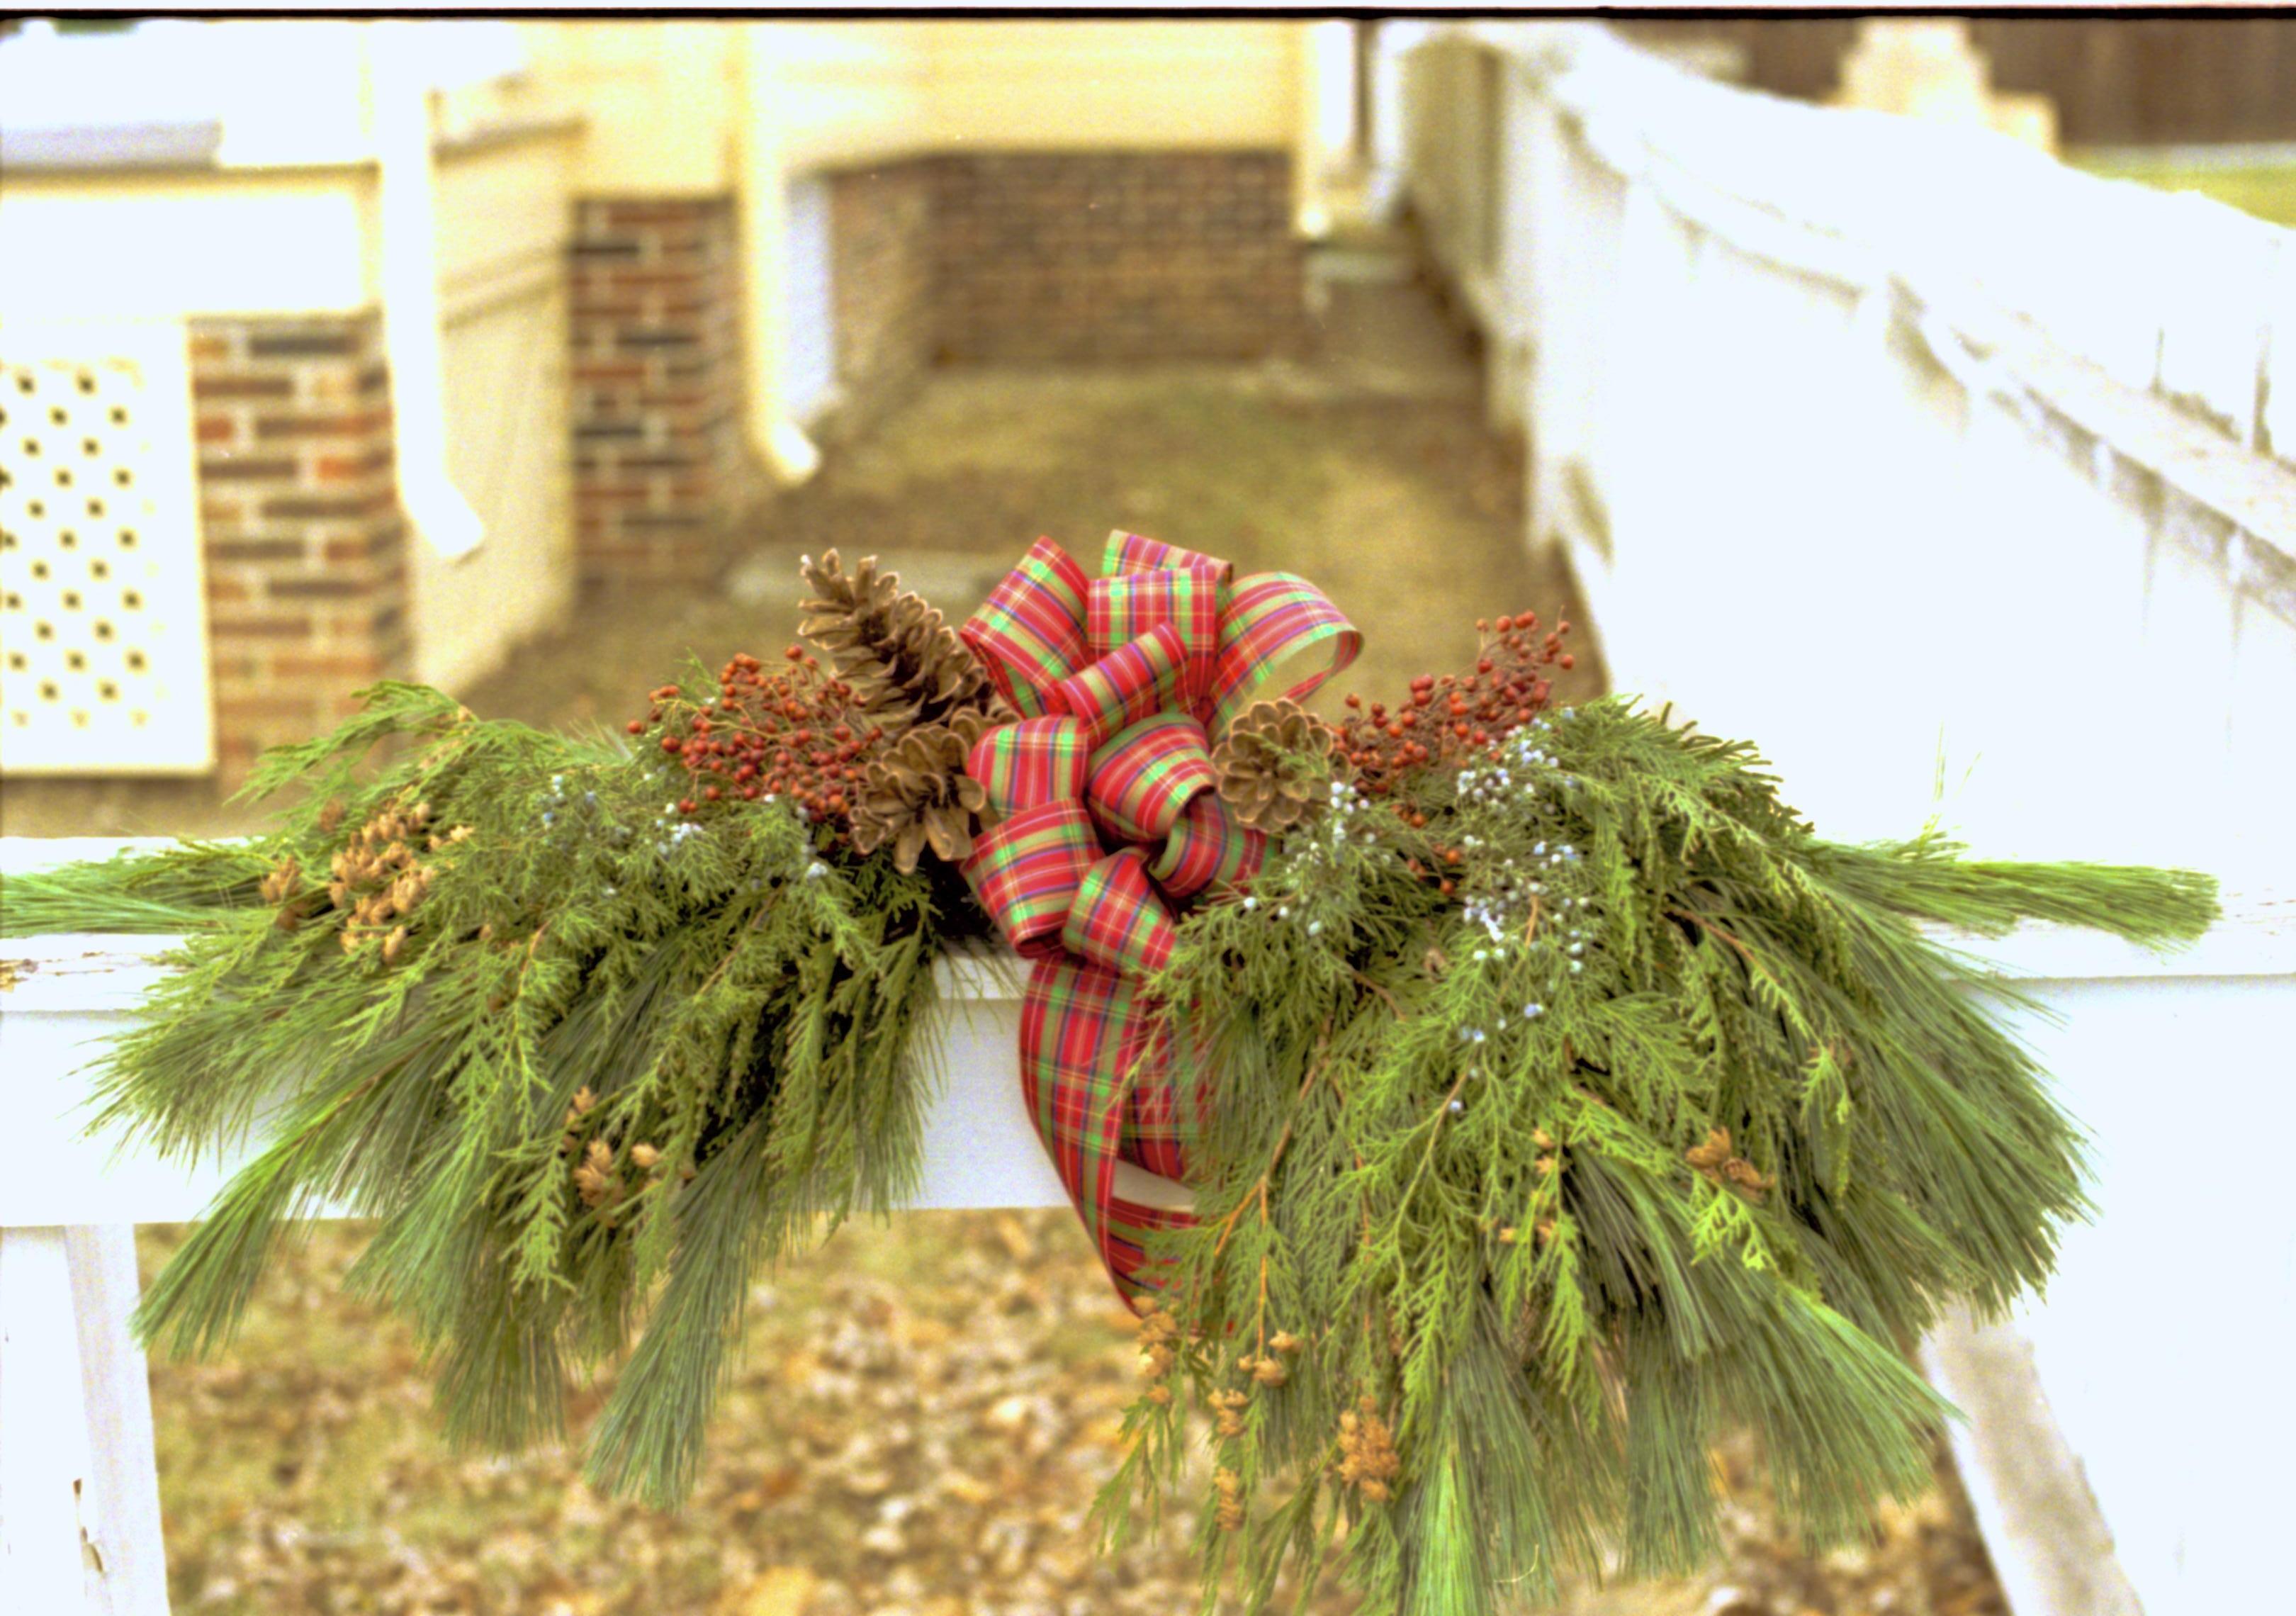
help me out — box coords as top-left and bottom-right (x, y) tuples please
(25, 268), (2010, 1614)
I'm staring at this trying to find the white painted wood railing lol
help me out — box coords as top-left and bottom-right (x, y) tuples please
(1404, 21), (2296, 890)
(6, 835), (2292, 1615)
(1398, 23), (2296, 1616)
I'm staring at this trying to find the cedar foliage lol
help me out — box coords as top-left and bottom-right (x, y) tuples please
(2, 682), (960, 1508)
(1, 675), (2217, 1614)
(1104, 700), (2216, 1615)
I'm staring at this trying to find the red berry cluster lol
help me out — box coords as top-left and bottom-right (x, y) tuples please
(626, 647), (890, 828)
(1334, 612), (1575, 797)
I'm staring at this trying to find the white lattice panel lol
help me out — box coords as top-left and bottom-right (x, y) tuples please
(0, 318), (212, 773)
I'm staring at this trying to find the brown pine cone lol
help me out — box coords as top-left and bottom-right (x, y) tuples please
(1211, 698), (1342, 833)
(850, 709), (999, 873)
(799, 551), (1003, 730)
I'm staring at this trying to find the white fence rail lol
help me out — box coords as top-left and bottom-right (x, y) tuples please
(1399, 22), (2296, 1616)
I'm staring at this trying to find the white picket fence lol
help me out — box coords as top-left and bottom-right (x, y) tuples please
(4, 835), (2292, 1615)
(1396, 22), (2296, 1616)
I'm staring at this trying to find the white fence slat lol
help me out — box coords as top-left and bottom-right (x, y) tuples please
(63, 1225), (169, 1616)
(0, 837), (1118, 1228)
(2153, 196), (2277, 448)
(0, 1227), (104, 1612)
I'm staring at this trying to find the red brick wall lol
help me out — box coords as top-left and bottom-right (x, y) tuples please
(188, 313), (409, 783)
(932, 151), (1307, 364)
(561, 155), (1303, 581)
(826, 164), (938, 437)
(568, 198), (762, 585)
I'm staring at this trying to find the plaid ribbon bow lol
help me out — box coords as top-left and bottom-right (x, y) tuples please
(958, 531), (1360, 1301)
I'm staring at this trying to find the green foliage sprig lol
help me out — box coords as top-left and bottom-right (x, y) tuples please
(1103, 697), (2216, 1616)
(4, 680), (964, 1508)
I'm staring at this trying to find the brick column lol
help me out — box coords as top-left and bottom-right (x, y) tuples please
(568, 198), (760, 585)
(188, 314), (409, 783)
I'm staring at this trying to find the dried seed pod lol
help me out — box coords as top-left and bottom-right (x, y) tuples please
(1687, 1126), (1772, 1198)
(573, 1138), (619, 1208)
(1212, 1467), (1246, 1532)
(1210, 1388), (1250, 1438)
(1336, 1393), (1401, 1500)
(257, 855), (303, 906)
(1686, 1127), (1733, 1174)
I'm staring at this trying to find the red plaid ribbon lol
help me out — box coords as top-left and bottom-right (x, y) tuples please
(960, 531), (1359, 1301)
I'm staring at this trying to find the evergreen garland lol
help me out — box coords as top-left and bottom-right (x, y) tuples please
(1108, 700), (2212, 1613)
(6, 680), (966, 1508)
(1, 571), (2217, 1614)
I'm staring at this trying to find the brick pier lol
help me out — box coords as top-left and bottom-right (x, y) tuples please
(567, 198), (760, 586)
(187, 313), (409, 782)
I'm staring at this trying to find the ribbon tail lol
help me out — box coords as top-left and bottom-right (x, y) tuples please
(1017, 954), (1190, 1303)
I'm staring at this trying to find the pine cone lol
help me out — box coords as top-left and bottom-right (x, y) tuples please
(1211, 699), (1341, 833)
(850, 709), (998, 873)
(799, 551), (1003, 730)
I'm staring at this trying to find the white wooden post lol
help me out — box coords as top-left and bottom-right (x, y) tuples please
(0, 1223), (169, 1615)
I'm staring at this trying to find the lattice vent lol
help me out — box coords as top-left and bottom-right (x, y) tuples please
(0, 319), (212, 773)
